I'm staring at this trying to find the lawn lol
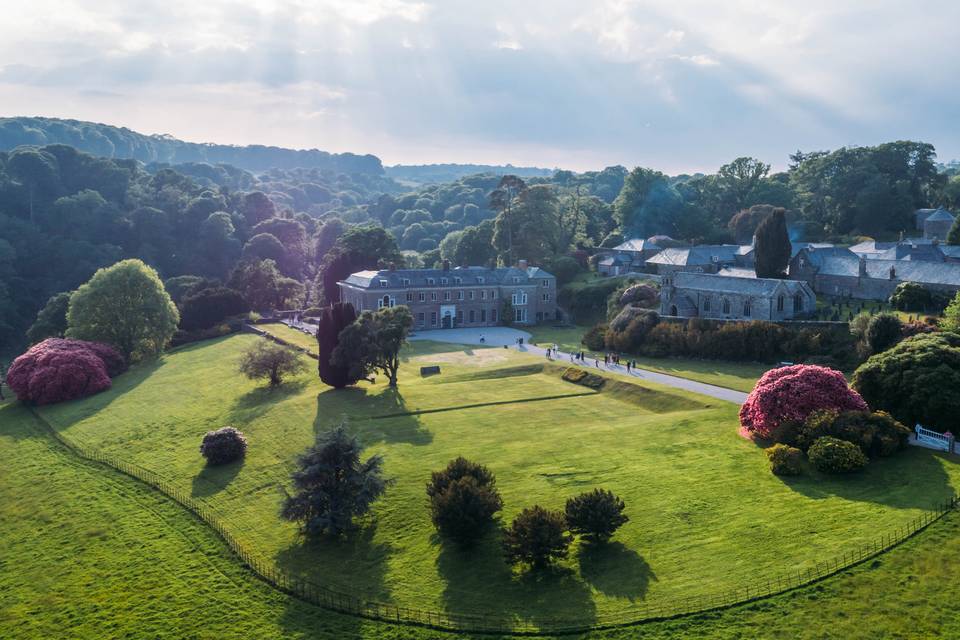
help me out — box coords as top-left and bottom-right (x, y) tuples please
(258, 321), (319, 354)
(3, 401), (960, 639)
(528, 325), (771, 393)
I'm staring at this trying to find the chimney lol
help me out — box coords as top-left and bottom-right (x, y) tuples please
(889, 266), (896, 280)
(517, 259), (528, 271)
(858, 255), (867, 279)
(442, 259), (450, 271)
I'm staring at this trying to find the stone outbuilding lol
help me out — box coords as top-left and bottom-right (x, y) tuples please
(660, 272), (816, 320)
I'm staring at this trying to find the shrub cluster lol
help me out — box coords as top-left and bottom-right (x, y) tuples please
(764, 444), (803, 476)
(199, 426), (248, 465)
(564, 489), (628, 541)
(169, 323), (238, 347)
(427, 457), (503, 545)
(179, 286), (248, 331)
(605, 309), (659, 352)
(618, 283), (659, 308)
(617, 319), (857, 365)
(561, 367), (606, 389)
(581, 323), (608, 351)
(739, 365), (868, 439)
(6, 338), (125, 405)
(807, 436), (868, 473)
(794, 410), (909, 458)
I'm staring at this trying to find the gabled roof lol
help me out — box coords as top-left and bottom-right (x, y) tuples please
(672, 272), (814, 298)
(794, 246), (858, 267)
(646, 245), (739, 266)
(816, 256), (960, 286)
(875, 243), (944, 262)
(925, 207), (956, 222)
(612, 238), (659, 253)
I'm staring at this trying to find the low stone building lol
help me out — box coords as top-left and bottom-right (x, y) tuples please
(645, 245), (740, 276)
(915, 206), (956, 240)
(660, 272), (816, 320)
(597, 238), (661, 276)
(337, 260), (558, 329)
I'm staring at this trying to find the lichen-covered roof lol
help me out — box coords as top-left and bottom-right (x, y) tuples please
(672, 272), (814, 298)
(340, 265), (554, 289)
(647, 245), (739, 266)
(612, 238), (659, 253)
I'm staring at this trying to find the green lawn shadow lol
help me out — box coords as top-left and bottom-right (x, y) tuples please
(191, 459), (244, 498)
(577, 540), (656, 602)
(314, 386), (433, 446)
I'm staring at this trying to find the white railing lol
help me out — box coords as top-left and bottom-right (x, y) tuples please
(915, 424), (955, 453)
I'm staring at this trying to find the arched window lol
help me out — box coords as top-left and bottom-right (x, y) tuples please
(743, 300), (751, 317)
(777, 295), (784, 312)
(722, 298), (731, 314)
(703, 297), (711, 312)
(794, 294), (803, 312)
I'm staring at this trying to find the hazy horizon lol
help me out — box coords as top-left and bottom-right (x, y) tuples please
(2, 1), (959, 173)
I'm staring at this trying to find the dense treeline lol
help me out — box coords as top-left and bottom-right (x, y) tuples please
(385, 163), (552, 186)
(0, 117), (383, 174)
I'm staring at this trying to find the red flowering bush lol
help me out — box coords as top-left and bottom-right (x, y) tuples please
(739, 364), (868, 439)
(6, 338), (123, 405)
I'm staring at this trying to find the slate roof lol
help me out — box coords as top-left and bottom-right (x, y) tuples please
(848, 240), (897, 257)
(925, 207), (956, 222)
(816, 256), (960, 286)
(341, 265), (554, 289)
(717, 267), (758, 279)
(611, 239), (659, 253)
(599, 254), (631, 267)
(672, 272), (813, 297)
(875, 243), (945, 262)
(646, 245), (739, 266)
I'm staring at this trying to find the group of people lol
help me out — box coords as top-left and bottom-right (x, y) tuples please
(534, 342), (641, 375)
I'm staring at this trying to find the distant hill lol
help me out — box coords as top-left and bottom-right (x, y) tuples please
(0, 117), (384, 175)
(385, 163), (553, 186)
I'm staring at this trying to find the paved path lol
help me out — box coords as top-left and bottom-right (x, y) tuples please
(519, 342), (749, 405)
(408, 326), (531, 347)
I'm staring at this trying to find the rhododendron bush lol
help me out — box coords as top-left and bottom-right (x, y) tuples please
(6, 338), (126, 405)
(739, 364), (868, 439)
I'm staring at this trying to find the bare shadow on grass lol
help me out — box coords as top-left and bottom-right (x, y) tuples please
(228, 379), (308, 423)
(191, 459), (243, 498)
(313, 387), (433, 446)
(577, 540), (656, 602)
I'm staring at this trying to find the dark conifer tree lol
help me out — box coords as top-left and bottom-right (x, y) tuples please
(317, 302), (358, 388)
(754, 207), (791, 279)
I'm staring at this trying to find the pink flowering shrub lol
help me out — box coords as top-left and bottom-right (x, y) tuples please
(739, 364), (868, 439)
(6, 338), (124, 405)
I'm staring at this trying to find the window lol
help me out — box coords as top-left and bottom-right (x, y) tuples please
(514, 308), (526, 322)
(457, 290), (464, 300)
(477, 276), (485, 284)
(511, 292), (528, 306)
(492, 309), (498, 322)
(406, 292), (413, 302)
(542, 293), (550, 302)
(379, 280), (388, 288)
(440, 277), (448, 285)
(430, 312), (437, 326)
(481, 290), (487, 300)
(427, 277), (435, 285)
(418, 292), (425, 302)
(743, 300), (751, 317)
(491, 290), (497, 299)
(469, 310), (475, 323)
(457, 310), (463, 324)
(431, 292), (438, 301)
(417, 312), (425, 324)
(542, 279), (549, 288)
(480, 309), (486, 322)
(777, 295), (784, 312)
(794, 294), (803, 312)
(512, 276), (520, 283)
(468, 291), (475, 300)
(378, 295), (395, 309)
(401, 278), (410, 286)
(444, 291), (451, 301)
(454, 277), (462, 285)
(722, 298), (731, 314)
(703, 297), (711, 312)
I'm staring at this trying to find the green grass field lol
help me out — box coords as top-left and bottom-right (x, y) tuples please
(259, 322), (319, 354)
(3, 401), (960, 639)
(528, 325), (771, 392)
(31, 334), (960, 631)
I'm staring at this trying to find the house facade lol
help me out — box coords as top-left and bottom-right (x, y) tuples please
(337, 260), (558, 329)
(660, 272), (816, 321)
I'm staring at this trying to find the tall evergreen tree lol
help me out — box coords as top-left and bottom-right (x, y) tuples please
(753, 207), (791, 279)
(316, 302), (359, 388)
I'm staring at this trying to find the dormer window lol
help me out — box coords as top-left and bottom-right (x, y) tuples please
(401, 278), (411, 286)
(542, 279), (549, 287)
(427, 278), (435, 285)
(477, 276), (484, 284)
(454, 277), (462, 285)
(379, 280), (388, 288)
(440, 277), (448, 285)
(512, 277), (520, 283)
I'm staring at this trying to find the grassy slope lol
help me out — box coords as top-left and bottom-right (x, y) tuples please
(259, 322), (319, 354)
(528, 325), (771, 393)
(34, 335), (960, 629)
(3, 402), (960, 639)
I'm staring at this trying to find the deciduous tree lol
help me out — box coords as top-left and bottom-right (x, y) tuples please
(331, 305), (413, 387)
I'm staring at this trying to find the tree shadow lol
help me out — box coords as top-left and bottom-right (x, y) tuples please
(190, 459), (243, 498)
(313, 387), (433, 447)
(228, 379), (308, 424)
(435, 528), (596, 631)
(777, 447), (956, 510)
(577, 540), (656, 602)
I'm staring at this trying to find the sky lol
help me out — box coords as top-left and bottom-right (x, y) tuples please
(1, 0), (958, 173)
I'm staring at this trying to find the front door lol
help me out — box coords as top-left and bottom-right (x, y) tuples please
(440, 305), (456, 328)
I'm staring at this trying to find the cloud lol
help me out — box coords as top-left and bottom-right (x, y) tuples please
(0, 0), (957, 171)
